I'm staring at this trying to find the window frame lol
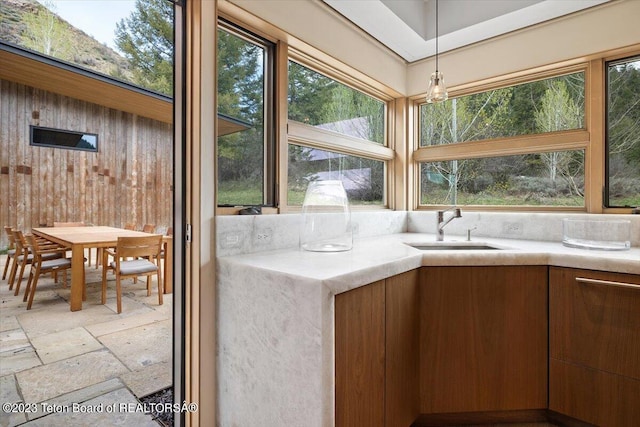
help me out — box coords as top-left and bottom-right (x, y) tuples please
(216, 19), (277, 212)
(412, 62), (594, 212)
(29, 125), (99, 153)
(604, 53), (640, 209)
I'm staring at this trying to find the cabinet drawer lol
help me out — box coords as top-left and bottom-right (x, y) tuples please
(549, 267), (640, 379)
(550, 358), (640, 427)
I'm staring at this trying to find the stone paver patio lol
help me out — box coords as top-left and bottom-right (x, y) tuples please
(0, 253), (172, 427)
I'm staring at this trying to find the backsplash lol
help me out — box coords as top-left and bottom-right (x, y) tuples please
(216, 211), (640, 256)
(408, 211), (640, 246)
(216, 211), (406, 256)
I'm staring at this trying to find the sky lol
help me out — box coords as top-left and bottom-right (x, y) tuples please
(36, 0), (137, 52)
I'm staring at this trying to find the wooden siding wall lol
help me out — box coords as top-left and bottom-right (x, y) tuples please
(0, 79), (173, 249)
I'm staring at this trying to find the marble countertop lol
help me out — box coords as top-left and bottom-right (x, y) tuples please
(218, 233), (640, 294)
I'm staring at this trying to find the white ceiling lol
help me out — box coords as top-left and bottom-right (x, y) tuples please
(322, 0), (610, 62)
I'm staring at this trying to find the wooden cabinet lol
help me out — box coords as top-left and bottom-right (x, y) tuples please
(385, 270), (420, 426)
(549, 267), (640, 426)
(336, 266), (548, 426)
(335, 279), (386, 427)
(419, 266), (548, 414)
(335, 270), (419, 427)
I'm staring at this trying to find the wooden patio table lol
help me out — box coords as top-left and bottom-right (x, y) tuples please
(32, 226), (172, 311)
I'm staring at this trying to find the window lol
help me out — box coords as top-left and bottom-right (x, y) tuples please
(217, 22), (274, 207)
(606, 55), (640, 208)
(416, 69), (588, 209)
(288, 61), (385, 144)
(30, 125), (98, 152)
(420, 72), (585, 147)
(288, 145), (384, 205)
(420, 151), (584, 206)
(287, 59), (392, 207)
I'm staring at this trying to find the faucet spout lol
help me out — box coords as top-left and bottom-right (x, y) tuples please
(436, 207), (462, 241)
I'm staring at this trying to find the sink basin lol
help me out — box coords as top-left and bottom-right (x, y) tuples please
(407, 241), (504, 251)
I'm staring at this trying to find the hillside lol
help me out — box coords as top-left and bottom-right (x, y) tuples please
(0, 0), (134, 82)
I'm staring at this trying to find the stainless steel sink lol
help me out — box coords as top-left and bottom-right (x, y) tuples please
(407, 241), (504, 250)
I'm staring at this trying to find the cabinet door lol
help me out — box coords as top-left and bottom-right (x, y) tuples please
(549, 267), (640, 379)
(386, 270), (420, 427)
(420, 266), (548, 414)
(335, 280), (385, 427)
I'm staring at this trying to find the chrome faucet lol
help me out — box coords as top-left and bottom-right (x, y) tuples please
(436, 207), (462, 241)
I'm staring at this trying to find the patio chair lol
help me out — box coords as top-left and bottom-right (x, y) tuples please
(142, 224), (156, 233)
(9, 230), (63, 297)
(24, 234), (72, 310)
(101, 235), (163, 314)
(159, 227), (173, 288)
(124, 223), (137, 230)
(2, 226), (16, 282)
(8, 230), (34, 294)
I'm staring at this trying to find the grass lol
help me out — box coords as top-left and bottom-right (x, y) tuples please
(218, 181), (263, 206)
(609, 196), (640, 208)
(220, 181), (383, 207)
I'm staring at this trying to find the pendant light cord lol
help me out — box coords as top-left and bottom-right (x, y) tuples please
(435, 0), (439, 73)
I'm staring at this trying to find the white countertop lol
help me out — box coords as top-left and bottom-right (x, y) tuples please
(218, 233), (640, 295)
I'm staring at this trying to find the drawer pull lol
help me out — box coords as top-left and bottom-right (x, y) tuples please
(576, 277), (640, 290)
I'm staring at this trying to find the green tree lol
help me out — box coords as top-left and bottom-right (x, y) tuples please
(608, 62), (640, 165)
(321, 85), (385, 144)
(216, 28), (266, 205)
(21, 0), (73, 59)
(288, 62), (336, 125)
(421, 89), (513, 203)
(607, 59), (640, 206)
(115, 0), (174, 95)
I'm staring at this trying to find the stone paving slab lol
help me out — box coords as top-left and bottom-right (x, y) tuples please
(16, 350), (129, 404)
(1, 287), (59, 317)
(101, 294), (159, 316)
(120, 361), (172, 399)
(25, 378), (125, 421)
(18, 302), (120, 339)
(0, 315), (20, 332)
(0, 374), (28, 427)
(86, 309), (168, 338)
(20, 387), (160, 427)
(0, 328), (31, 353)
(0, 345), (42, 376)
(30, 327), (103, 364)
(99, 320), (172, 371)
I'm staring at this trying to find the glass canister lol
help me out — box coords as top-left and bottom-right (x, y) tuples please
(300, 180), (352, 252)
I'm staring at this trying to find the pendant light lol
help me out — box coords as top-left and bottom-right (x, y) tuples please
(426, 0), (448, 103)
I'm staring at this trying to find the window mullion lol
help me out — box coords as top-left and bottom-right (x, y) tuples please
(413, 130), (589, 163)
(276, 41), (290, 211)
(586, 58), (605, 213)
(288, 121), (394, 161)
